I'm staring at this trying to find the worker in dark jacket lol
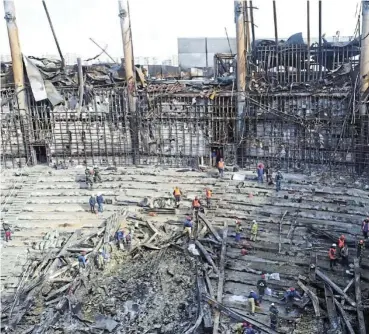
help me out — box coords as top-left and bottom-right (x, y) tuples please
(247, 290), (259, 315)
(244, 324), (255, 334)
(269, 303), (279, 330)
(362, 218), (369, 239)
(96, 193), (104, 213)
(340, 243), (349, 267)
(78, 251), (87, 269)
(256, 274), (267, 301)
(280, 287), (302, 303)
(275, 170), (283, 192)
(357, 240), (365, 265)
(93, 166), (102, 183)
(89, 195), (96, 213)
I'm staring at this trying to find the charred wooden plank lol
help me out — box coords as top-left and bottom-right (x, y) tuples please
(198, 213), (222, 242)
(195, 241), (219, 275)
(297, 280), (320, 316)
(354, 258), (366, 334)
(213, 222), (228, 334)
(333, 298), (355, 334)
(324, 283), (340, 332)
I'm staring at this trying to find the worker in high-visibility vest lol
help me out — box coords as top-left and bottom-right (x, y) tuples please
(173, 186), (182, 208)
(218, 158), (225, 178)
(205, 188), (212, 208)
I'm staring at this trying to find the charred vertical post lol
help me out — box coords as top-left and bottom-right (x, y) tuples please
(307, 0), (311, 80)
(42, 0), (65, 69)
(235, 1), (246, 157)
(360, 1), (369, 93)
(118, 0), (139, 164)
(3, 0), (32, 166)
(244, 1), (251, 53)
(77, 58), (84, 116)
(318, 0), (322, 78)
(273, 0), (279, 75)
(249, 1), (256, 47)
(3, 0), (26, 116)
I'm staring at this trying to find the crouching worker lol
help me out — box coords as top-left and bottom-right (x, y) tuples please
(247, 290), (260, 315)
(280, 287), (302, 304)
(183, 216), (193, 239)
(78, 251), (87, 270)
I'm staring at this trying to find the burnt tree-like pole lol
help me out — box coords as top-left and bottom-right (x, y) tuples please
(42, 0), (65, 69)
(118, 0), (139, 165)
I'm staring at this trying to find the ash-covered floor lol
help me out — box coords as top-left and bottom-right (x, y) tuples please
(1, 165), (368, 333)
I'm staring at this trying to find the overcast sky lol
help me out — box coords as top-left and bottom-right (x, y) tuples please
(0, 0), (360, 60)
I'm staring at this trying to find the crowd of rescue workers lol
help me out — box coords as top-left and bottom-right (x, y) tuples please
(2, 160), (368, 334)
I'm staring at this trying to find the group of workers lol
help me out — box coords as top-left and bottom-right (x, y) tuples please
(256, 163), (283, 192)
(235, 220), (258, 243)
(173, 187), (213, 210)
(85, 166), (102, 189)
(246, 273), (303, 330)
(328, 231), (367, 270)
(89, 194), (104, 213)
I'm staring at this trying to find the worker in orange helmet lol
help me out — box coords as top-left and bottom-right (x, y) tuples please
(173, 186), (182, 208)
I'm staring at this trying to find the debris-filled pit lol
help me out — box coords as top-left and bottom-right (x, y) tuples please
(1, 166), (368, 334)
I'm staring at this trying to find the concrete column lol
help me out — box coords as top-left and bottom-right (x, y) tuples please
(235, 1), (246, 158)
(361, 1), (369, 94)
(118, 0), (139, 164)
(3, 0), (26, 115)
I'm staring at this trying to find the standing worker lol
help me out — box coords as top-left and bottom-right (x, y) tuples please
(211, 150), (217, 167)
(89, 195), (96, 214)
(96, 193), (104, 213)
(218, 158), (225, 178)
(329, 243), (337, 270)
(362, 218), (369, 239)
(247, 290), (259, 315)
(275, 170), (283, 192)
(205, 188), (212, 208)
(93, 166), (102, 183)
(357, 240), (365, 266)
(341, 243), (349, 267)
(269, 303), (279, 330)
(173, 186), (182, 208)
(257, 163), (264, 183)
(338, 235), (345, 253)
(85, 167), (93, 189)
(192, 196), (202, 217)
(280, 287), (302, 303)
(250, 220), (258, 241)
(3, 222), (12, 242)
(235, 220), (242, 242)
(256, 274), (267, 301)
(265, 165), (273, 185)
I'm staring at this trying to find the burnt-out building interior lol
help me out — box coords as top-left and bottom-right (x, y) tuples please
(1, 1), (369, 333)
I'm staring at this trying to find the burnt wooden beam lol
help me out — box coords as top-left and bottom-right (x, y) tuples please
(197, 276), (213, 333)
(316, 269), (356, 307)
(195, 241), (219, 275)
(354, 258), (366, 334)
(324, 283), (341, 332)
(333, 298), (355, 334)
(198, 213), (222, 242)
(278, 210), (288, 253)
(297, 280), (320, 316)
(213, 222), (228, 334)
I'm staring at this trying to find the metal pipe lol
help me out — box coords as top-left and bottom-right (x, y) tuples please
(307, 0), (311, 81)
(89, 38), (117, 64)
(3, 0), (26, 115)
(273, 0), (279, 74)
(318, 0), (322, 78)
(118, 0), (138, 164)
(360, 1), (369, 93)
(42, 0), (65, 69)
